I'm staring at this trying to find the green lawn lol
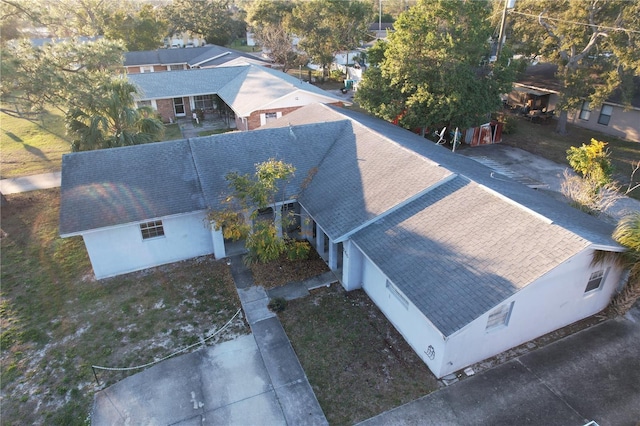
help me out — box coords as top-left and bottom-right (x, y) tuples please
(0, 109), (72, 178)
(0, 110), (185, 178)
(0, 190), (247, 425)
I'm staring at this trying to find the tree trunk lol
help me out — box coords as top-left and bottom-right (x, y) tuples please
(555, 110), (569, 135)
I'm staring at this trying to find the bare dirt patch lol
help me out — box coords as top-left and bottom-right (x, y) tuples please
(278, 284), (439, 425)
(1, 190), (248, 425)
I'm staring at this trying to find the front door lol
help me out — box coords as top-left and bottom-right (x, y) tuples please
(173, 97), (185, 116)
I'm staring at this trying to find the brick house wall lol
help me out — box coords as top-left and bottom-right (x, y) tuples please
(245, 102), (344, 130)
(155, 97), (192, 123)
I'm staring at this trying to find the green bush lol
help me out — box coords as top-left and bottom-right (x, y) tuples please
(286, 240), (311, 261)
(268, 297), (287, 313)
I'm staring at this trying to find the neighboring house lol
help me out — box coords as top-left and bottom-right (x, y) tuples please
(127, 64), (348, 130)
(508, 62), (640, 142)
(124, 45), (271, 74)
(368, 22), (394, 40)
(60, 103), (625, 379)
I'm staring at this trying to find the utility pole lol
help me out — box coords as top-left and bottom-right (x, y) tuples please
(495, 0), (516, 61)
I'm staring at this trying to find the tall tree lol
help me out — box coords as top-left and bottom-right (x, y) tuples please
(66, 78), (164, 151)
(246, 0), (303, 72)
(0, 38), (126, 117)
(355, 0), (520, 136)
(289, 0), (372, 79)
(162, 0), (239, 46)
(509, 0), (640, 134)
(101, 3), (169, 51)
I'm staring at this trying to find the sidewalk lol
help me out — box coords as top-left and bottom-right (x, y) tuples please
(0, 171), (61, 194)
(229, 254), (329, 426)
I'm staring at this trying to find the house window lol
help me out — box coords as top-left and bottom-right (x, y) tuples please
(597, 105), (613, 126)
(140, 220), (165, 240)
(585, 269), (607, 293)
(169, 64), (184, 71)
(260, 112), (282, 125)
(486, 302), (514, 331)
(194, 95), (215, 110)
(386, 279), (409, 309)
(140, 66), (153, 73)
(579, 101), (591, 120)
(137, 100), (152, 108)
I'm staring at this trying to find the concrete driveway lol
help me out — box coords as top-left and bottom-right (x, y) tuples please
(458, 143), (640, 222)
(359, 303), (640, 426)
(91, 335), (288, 425)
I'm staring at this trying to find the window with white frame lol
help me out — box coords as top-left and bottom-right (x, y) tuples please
(137, 100), (152, 108)
(486, 302), (514, 331)
(260, 112), (282, 125)
(169, 64), (184, 71)
(140, 66), (153, 73)
(597, 105), (613, 126)
(585, 269), (608, 293)
(140, 220), (165, 239)
(579, 101), (591, 120)
(386, 279), (409, 309)
(194, 95), (215, 110)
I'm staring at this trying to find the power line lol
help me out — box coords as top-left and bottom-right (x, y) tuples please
(510, 10), (640, 34)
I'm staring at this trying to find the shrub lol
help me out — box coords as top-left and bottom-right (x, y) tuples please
(268, 297), (287, 313)
(286, 240), (311, 261)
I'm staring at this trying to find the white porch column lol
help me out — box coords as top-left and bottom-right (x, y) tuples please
(328, 240), (338, 271)
(316, 226), (325, 258)
(341, 240), (363, 291)
(210, 222), (226, 259)
(274, 208), (283, 238)
(300, 209), (312, 242)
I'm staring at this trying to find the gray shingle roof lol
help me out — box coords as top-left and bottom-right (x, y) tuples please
(127, 65), (346, 116)
(124, 45), (270, 68)
(59, 140), (205, 235)
(189, 123), (345, 209)
(128, 66), (244, 100)
(60, 103), (622, 336)
(351, 175), (589, 336)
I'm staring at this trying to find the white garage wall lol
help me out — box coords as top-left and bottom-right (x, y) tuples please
(83, 211), (214, 279)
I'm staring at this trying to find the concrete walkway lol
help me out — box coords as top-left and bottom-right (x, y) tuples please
(229, 254), (329, 426)
(0, 171), (61, 194)
(91, 256), (330, 425)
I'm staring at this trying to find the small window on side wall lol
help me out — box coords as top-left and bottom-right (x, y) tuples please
(597, 105), (613, 126)
(140, 220), (165, 240)
(579, 101), (591, 120)
(585, 269), (608, 293)
(486, 302), (514, 331)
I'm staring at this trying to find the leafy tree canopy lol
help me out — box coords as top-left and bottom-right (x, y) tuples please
(0, 38), (126, 117)
(509, 0), (640, 134)
(566, 139), (613, 187)
(162, 0), (242, 46)
(101, 3), (169, 51)
(289, 0), (373, 77)
(209, 159), (302, 263)
(356, 0), (521, 135)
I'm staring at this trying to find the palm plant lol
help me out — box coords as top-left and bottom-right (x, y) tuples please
(67, 77), (164, 151)
(599, 212), (640, 316)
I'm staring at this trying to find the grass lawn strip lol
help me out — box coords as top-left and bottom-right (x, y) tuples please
(278, 285), (439, 425)
(0, 189), (248, 425)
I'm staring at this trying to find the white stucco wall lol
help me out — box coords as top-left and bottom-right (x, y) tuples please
(356, 245), (448, 377)
(349, 242), (622, 378)
(440, 248), (623, 377)
(82, 211), (214, 279)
